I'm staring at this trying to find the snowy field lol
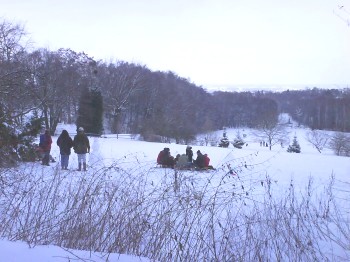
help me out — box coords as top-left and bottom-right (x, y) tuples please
(52, 123), (349, 197)
(0, 122), (349, 261)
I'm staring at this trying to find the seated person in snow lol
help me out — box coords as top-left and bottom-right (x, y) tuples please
(175, 154), (192, 169)
(157, 148), (167, 165)
(193, 150), (205, 169)
(203, 153), (215, 170)
(157, 148), (175, 168)
(174, 154), (180, 164)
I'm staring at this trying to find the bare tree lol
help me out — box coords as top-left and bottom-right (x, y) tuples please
(0, 20), (29, 62)
(253, 115), (290, 150)
(55, 48), (98, 124)
(294, 107), (303, 127)
(203, 132), (218, 146)
(334, 4), (350, 27)
(254, 123), (290, 150)
(305, 129), (329, 153)
(99, 61), (146, 133)
(26, 49), (66, 133)
(25, 48), (96, 133)
(328, 131), (350, 156)
(0, 19), (34, 125)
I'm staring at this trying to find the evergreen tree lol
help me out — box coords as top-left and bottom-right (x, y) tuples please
(0, 107), (43, 166)
(287, 136), (301, 153)
(76, 88), (103, 135)
(17, 115), (43, 162)
(232, 131), (245, 149)
(0, 106), (18, 167)
(76, 87), (91, 132)
(90, 90), (103, 135)
(219, 128), (230, 148)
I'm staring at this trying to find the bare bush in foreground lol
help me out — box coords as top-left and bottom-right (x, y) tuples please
(0, 161), (348, 261)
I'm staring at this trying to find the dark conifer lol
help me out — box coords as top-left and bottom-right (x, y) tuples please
(287, 136), (301, 153)
(219, 128), (230, 148)
(76, 87), (103, 136)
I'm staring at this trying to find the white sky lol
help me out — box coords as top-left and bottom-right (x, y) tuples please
(1, 0), (350, 89)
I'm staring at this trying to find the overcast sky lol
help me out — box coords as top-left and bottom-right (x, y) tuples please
(1, 0), (350, 90)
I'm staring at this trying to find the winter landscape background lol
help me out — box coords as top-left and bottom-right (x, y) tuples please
(0, 10), (349, 260)
(0, 117), (349, 261)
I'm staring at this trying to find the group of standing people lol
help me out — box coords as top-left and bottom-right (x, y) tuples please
(157, 145), (214, 170)
(38, 127), (90, 171)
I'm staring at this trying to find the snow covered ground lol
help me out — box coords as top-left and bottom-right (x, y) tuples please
(0, 122), (349, 261)
(0, 239), (149, 262)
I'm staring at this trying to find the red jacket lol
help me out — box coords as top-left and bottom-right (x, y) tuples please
(39, 133), (52, 152)
(157, 151), (165, 164)
(204, 155), (210, 167)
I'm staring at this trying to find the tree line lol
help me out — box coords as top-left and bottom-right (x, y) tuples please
(1, 19), (349, 164)
(265, 88), (350, 131)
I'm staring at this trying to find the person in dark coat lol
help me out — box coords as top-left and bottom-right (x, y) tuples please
(39, 129), (52, 166)
(57, 130), (73, 170)
(174, 154), (181, 165)
(194, 150), (205, 169)
(186, 145), (193, 163)
(73, 127), (90, 171)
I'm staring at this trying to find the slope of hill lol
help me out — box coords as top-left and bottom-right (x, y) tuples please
(0, 123), (349, 261)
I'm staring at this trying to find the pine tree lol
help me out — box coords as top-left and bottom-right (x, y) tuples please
(0, 107), (17, 167)
(287, 136), (301, 153)
(0, 107), (43, 166)
(76, 87), (90, 132)
(89, 90), (103, 135)
(219, 128), (230, 148)
(17, 115), (43, 161)
(232, 131), (245, 149)
(76, 88), (103, 135)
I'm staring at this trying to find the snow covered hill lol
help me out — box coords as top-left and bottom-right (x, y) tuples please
(1, 123), (349, 261)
